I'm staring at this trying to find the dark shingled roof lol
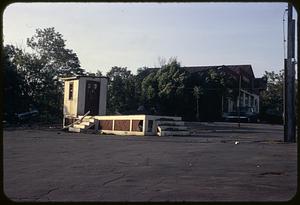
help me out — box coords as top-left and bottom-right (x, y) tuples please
(61, 75), (108, 81)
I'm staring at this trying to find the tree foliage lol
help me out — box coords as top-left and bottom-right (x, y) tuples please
(139, 58), (187, 115)
(5, 27), (285, 124)
(3, 46), (32, 121)
(259, 70), (284, 122)
(27, 27), (84, 77)
(4, 27), (85, 122)
(106, 67), (137, 114)
(105, 58), (245, 121)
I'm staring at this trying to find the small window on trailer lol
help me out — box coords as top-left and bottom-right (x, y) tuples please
(69, 82), (74, 100)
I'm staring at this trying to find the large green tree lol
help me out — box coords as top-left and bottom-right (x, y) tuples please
(4, 27), (85, 122)
(3, 45), (32, 121)
(201, 68), (238, 121)
(135, 67), (157, 106)
(27, 27), (84, 77)
(260, 70), (284, 122)
(106, 66), (137, 114)
(27, 28), (84, 121)
(141, 58), (187, 116)
(181, 66), (237, 121)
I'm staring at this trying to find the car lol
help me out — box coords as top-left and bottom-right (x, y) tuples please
(16, 109), (39, 121)
(222, 106), (258, 123)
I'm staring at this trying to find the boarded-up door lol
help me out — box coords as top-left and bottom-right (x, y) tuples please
(84, 80), (100, 115)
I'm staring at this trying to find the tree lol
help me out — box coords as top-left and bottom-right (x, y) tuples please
(134, 67), (157, 108)
(106, 67), (136, 114)
(26, 28), (85, 121)
(140, 58), (187, 116)
(193, 86), (204, 120)
(141, 72), (159, 109)
(183, 66), (238, 121)
(106, 66), (131, 80)
(27, 27), (84, 77)
(3, 45), (32, 121)
(4, 27), (85, 122)
(4, 45), (43, 110)
(260, 70), (284, 123)
(95, 69), (102, 77)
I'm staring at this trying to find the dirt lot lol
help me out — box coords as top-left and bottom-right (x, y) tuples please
(3, 122), (297, 202)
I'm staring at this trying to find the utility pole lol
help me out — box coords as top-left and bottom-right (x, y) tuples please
(284, 3), (296, 143)
(238, 74), (241, 128)
(196, 96), (199, 121)
(194, 86), (200, 121)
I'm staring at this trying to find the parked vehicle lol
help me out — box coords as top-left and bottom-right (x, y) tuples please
(16, 109), (39, 121)
(222, 106), (258, 123)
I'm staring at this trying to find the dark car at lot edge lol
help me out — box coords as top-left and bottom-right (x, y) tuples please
(222, 107), (259, 123)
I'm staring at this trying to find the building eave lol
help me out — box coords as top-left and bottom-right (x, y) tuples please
(60, 75), (108, 81)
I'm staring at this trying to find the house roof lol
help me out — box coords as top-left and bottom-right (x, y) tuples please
(60, 75), (108, 81)
(182, 64), (255, 79)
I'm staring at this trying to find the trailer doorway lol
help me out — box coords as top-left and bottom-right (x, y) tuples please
(84, 80), (100, 115)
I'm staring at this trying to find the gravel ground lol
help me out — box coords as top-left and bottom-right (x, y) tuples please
(3, 122), (297, 202)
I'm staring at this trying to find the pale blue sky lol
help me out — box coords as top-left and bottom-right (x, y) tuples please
(3, 2), (297, 77)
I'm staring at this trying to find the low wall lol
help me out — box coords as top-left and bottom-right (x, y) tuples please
(89, 115), (182, 136)
(94, 115), (146, 136)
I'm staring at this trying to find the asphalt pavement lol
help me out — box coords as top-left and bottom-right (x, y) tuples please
(3, 122), (297, 202)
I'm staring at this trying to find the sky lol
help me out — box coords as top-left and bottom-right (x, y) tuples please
(3, 2), (297, 77)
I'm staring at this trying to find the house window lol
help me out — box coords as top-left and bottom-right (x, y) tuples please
(69, 82), (74, 100)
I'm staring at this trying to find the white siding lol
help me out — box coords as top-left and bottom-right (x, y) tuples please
(63, 77), (108, 117)
(63, 80), (79, 117)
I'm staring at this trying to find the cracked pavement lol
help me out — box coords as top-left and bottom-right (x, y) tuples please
(3, 122), (297, 202)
